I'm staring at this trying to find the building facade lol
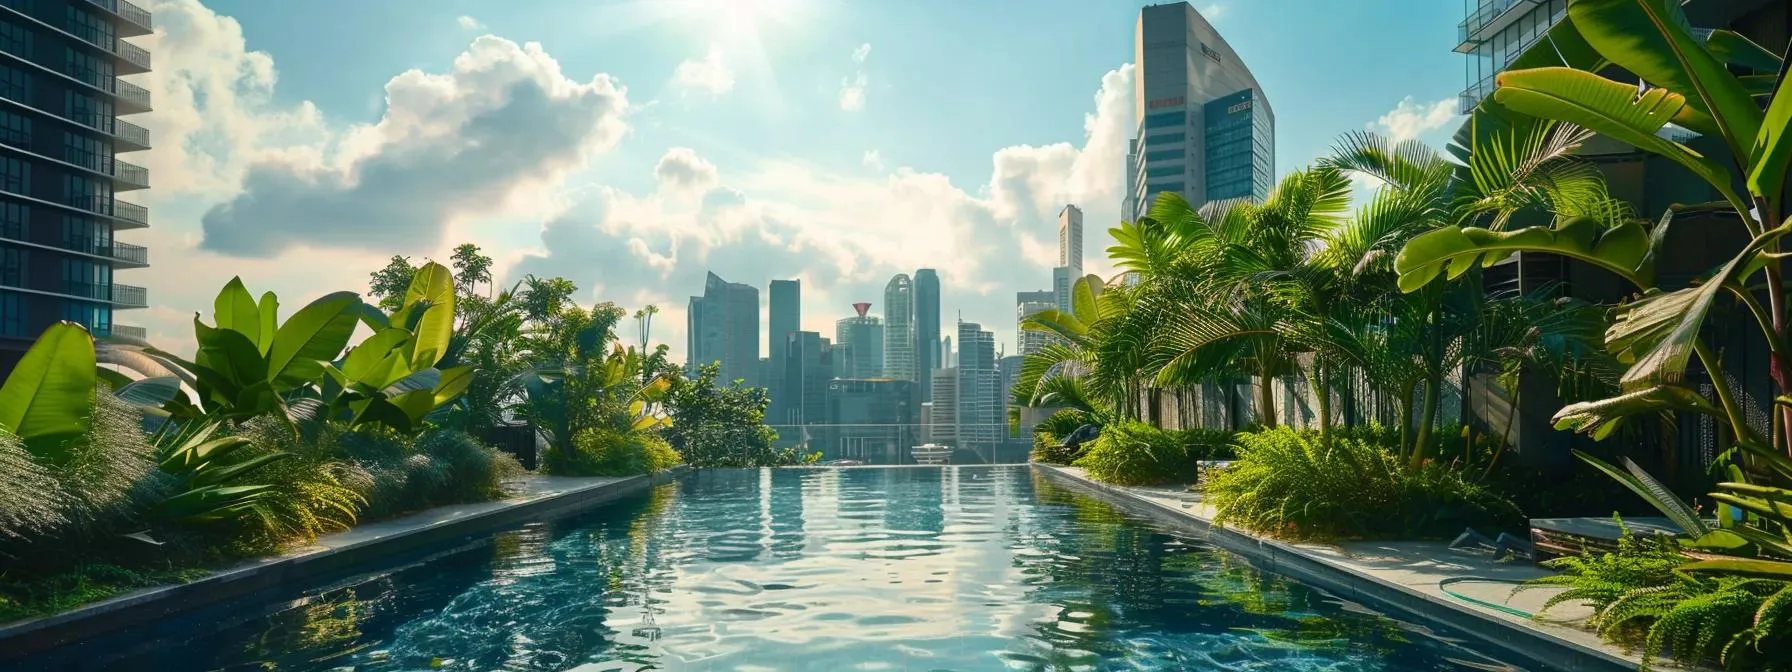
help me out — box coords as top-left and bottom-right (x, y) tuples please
(954, 321), (1001, 453)
(927, 368), (957, 447)
(1016, 289), (1056, 355)
(687, 271), (759, 388)
(772, 330), (830, 437)
(768, 279), (799, 370)
(833, 302), (884, 380)
(912, 268), (940, 401)
(881, 273), (914, 380)
(0, 0), (153, 375)
(1057, 204), (1082, 275)
(824, 378), (919, 463)
(1127, 1), (1275, 224)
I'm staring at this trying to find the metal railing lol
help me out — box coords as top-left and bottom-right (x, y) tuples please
(111, 282), (145, 308)
(84, 0), (152, 35)
(115, 40), (149, 71)
(114, 159), (147, 188)
(113, 78), (149, 110)
(110, 240), (146, 264)
(113, 199), (146, 225)
(64, 281), (109, 301)
(114, 118), (150, 148)
(107, 323), (145, 339)
(1458, 0), (1522, 42)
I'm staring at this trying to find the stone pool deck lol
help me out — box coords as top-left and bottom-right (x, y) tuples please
(1032, 463), (1669, 672)
(0, 471), (678, 661)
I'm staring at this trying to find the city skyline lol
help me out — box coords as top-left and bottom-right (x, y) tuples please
(20, 0), (1470, 371)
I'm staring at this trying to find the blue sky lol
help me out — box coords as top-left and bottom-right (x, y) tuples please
(133, 0), (1469, 359)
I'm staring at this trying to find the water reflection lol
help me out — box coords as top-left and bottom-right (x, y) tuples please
(42, 466), (1519, 671)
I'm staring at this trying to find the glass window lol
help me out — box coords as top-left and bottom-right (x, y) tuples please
(0, 19), (31, 58)
(0, 200), (26, 239)
(0, 108), (28, 147)
(1143, 110), (1186, 129)
(0, 64), (32, 103)
(64, 173), (111, 211)
(64, 90), (113, 133)
(1143, 148), (1181, 163)
(64, 5), (113, 48)
(63, 131), (109, 174)
(0, 155), (28, 194)
(0, 290), (21, 337)
(62, 214), (108, 254)
(0, 244), (21, 286)
(63, 46), (114, 90)
(1143, 132), (1185, 147)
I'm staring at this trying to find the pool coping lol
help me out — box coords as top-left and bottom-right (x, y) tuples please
(1030, 463), (1643, 672)
(0, 468), (684, 661)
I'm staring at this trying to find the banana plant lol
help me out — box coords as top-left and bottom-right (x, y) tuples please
(0, 322), (97, 461)
(148, 421), (289, 525)
(320, 261), (474, 434)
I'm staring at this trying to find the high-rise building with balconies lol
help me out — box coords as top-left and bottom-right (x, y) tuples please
(0, 0), (153, 375)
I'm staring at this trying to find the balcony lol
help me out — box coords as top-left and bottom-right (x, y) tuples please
(112, 118), (150, 152)
(114, 40), (150, 73)
(113, 78), (150, 113)
(114, 158), (148, 190)
(84, 0), (153, 38)
(106, 323), (145, 340)
(113, 199), (146, 227)
(110, 240), (147, 266)
(111, 282), (146, 308)
(1455, 0), (1541, 52)
(68, 195), (149, 228)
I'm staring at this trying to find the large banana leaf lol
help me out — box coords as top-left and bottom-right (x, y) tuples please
(255, 291), (278, 355)
(1702, 29), (1783, 73)
(267, 291), (361, 389)
(1568, 0), (1761, 159)
(1614, 225), (1788, 391)
(1393, 216), (1652, 292)
(1678, 557), (1792, 580)
(1748, 58), (1792, 212)
(395, 262), (455, 369)
(213, 277), (261, 346)
(1573, 450), (1710, 537)
(1552, 384), (1722, 439)
(0, 322), (96, 460)
(1491, 67), (1733, 198)
(194, 318), (269, 390)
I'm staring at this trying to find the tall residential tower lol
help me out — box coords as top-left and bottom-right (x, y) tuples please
(1126, 2), (1274, 223)
(912, 268), (940, 400)
(882, 273), (914, 381)
(687, 271), (759, 387)
(0, 0), (153, 375)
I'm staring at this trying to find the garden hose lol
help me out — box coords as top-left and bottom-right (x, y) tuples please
(1437, 577), (1536, 619)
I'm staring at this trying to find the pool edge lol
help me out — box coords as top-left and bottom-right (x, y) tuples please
(0, 468), (686, 661)
(1029, 463), (1638, 672)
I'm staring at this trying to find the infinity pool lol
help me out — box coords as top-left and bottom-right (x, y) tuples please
(43, 466), (1521, 671)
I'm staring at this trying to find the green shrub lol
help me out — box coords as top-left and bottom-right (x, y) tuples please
(1169, 427), (1237, 461)
(313, 427), (523, 520)
(1028, 409), (1098, 465)
(547, 428), (682, 476)
(0, 391), (159, 569)
(1204, 427), (1521, 540)
(415, 430), (524, 503)
(1072, 420), (1201, 487)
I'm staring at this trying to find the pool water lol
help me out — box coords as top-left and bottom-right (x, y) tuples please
(50, 467), (1523, 671)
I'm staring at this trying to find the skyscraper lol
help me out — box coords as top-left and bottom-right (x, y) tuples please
(955, 321), (1001, 453)
(1052, 266), (1075, 314)
(882, 273), (914, 380)
(912, 268), (940, 400)
(0, 0), (153, 376)
(928, 368), (957, 447)
(1016, 290), (1057, 355)
(768, 279), (800, 367)
(687, 271), (759, 388)
(834, 302), (884, 379)
(1127, 1), (1274, 224)
(1058, 205), (1082, 275)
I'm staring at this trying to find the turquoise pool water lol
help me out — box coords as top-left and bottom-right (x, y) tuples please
(49, 466), (1522, 671)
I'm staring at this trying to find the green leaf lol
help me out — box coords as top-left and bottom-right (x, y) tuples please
(1071, 274), (1103, 325)
(1747, 59), (1792, 213)
(1573, 449), (1710, 536)
(432, 365), (475, 407)
(115, 376), (181, 410)
(256, 292), (278, 356)
(1552, 384), (1722, 439)
(0, 322), (96, 459)
(267, 291), (362, 389)
(1678, 557), (1792, 580)
(1702, 29), (1783, 72)
(398, 262), (455, 369)
(1617, 226), (1790, 391)
(1569, 0), (1762, 158)
(193, 451), (290, 488)
(382, 367), (440, 397)
(357, 301), (390, 331)
(212, 277), (261, 346)
(1491, 67), (1734, 196)
(340, 328), (411, 384)
(1394, 216), (1652, 293)
(194, 317), (269, 390)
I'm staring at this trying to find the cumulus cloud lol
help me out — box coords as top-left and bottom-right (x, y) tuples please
(197, 35), (630, 257)
(861, 149), (883, 171)
(654, 147), (720, 194)
(1371, 96), (1458, 143)
(1200, 3), (1227, 19)
(457, 15), (483, 30)
(839, 43), (870, 111)
(670, 44), (734, 97)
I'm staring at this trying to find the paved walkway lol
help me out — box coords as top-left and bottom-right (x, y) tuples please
(1034, 464), (1674, 671)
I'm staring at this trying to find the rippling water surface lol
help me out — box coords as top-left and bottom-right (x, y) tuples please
(55, 466), (1525, 671)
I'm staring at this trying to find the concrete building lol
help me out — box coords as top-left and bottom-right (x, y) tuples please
(882, 273), (914, 380)
(912, 268), (940, 401)
(824, 378), (920, 463)
(771, 330), (830, 442)
(687, 271), (759, 388)
(1126, 1), (1274, 223)
(768, 279), (800, 370)
(833, 302), (884, 379)
(955, 321), (1001, 453)
(928, 368), (957, 447)
(1058, 204), (1083, 275)
(1016, 290), (1056, 355)
(0, 0), (153, 375)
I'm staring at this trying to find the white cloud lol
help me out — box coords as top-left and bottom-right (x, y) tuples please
(654, 147), (720, 194)
(670, 44), (734, 97)
(1371, 96), (1458, 143)
(457, 15), (482, 30)
(1200, 3), (1227, 20)
(861, 149), (883, 171)
(839, 43), (871, 111)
